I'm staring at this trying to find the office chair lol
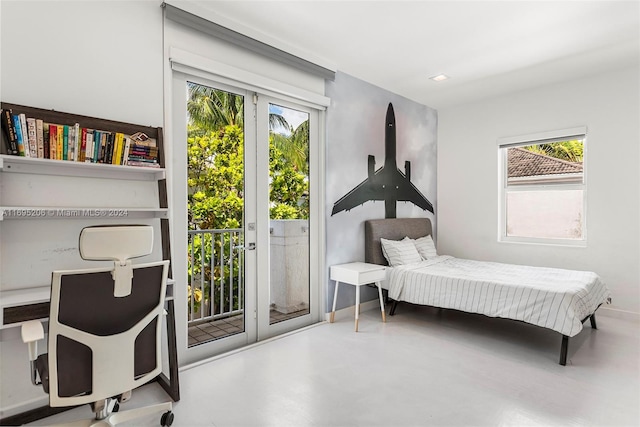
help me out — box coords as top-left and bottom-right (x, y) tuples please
(21, 225), (174, 426)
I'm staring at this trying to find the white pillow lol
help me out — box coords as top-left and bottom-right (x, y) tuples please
(380, 237), (422, 267)
(414, 235), (438, 260)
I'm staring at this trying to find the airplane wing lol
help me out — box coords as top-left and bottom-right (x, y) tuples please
(395, 169), (434, 213)
(331, 169), (385, 215)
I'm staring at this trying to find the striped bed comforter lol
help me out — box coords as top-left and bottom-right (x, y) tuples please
(388, 256), (611, 337)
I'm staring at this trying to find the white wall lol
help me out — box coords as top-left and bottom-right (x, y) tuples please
(325, 72), (437, 311)
(0, 0), (163, 126)
(438, 66), (640, 316)
(0, 0), (164, 418)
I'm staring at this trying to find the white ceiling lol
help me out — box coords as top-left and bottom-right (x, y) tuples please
(192, 1), (640, 109)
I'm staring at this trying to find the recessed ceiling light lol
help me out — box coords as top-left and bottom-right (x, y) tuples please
(430, 74), (449, 82)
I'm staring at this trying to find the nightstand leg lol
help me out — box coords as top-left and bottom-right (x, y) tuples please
(377, 282), (386, 322)
(355, 285), (360, 332)
(330, 281), (340, 323)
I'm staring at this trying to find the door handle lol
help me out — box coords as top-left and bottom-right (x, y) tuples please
(234, 243), (256, 251)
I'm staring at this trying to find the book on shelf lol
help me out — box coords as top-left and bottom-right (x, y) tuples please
(43, 125), (50, 159)
(84, 130), (94, 163)
(62, 125), (69, 161)
(93, 130), (102, 163)
(73, 123), (80, 162)
(12, 114), (27, 156)
(0, 106), (161, 169)
(56, 124), (63, 160)
(99, 131), (108, 163)
(79, 127), (87, 162)
(48, 124), (57, 159)
(26, 117), (38, 158)
(1, 109), (19, 155)
(36, 119), (44, 158)
(19, 114), (31, 157)
(67, 125), (74, 161)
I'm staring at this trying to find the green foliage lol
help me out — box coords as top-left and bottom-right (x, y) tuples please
(269, 134), (309, 219)
(188, 125), (244, 231)
(187, 83), (244, 130)
(522, 140), (584, 162)
(186, 83), (309, 321)
(270, 121), (309, 174)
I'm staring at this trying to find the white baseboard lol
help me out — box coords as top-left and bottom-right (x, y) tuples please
(324, 299), (382, 322)
(598, 307), (640, 322)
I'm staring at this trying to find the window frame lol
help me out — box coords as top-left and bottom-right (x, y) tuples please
(497, 126), (587, 247)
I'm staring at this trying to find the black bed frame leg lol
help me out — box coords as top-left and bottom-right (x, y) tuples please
(590, 314), (597, 329)
(559, 335), (569, 366)
(389, 301), (399, 316)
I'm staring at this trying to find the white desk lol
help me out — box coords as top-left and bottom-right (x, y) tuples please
(330, 262), (386, 331)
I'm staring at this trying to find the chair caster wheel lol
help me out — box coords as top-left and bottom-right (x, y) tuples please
(161, 410), (174, 426)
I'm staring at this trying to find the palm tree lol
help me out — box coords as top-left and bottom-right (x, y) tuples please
(187, 83), (291, 133)
(270, 120), (309, 174)
(187, 83), (244, 131)
(522, 140), (583, 162)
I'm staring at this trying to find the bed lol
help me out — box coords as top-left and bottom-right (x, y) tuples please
(364, 218), (611, 365)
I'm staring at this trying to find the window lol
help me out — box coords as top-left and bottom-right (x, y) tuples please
(498, 127), (586, 245)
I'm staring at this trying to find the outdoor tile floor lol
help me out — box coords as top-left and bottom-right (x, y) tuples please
(188, 308), (309, 346)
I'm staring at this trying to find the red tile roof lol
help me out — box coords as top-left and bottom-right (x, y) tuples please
(508, 148), (583, 178)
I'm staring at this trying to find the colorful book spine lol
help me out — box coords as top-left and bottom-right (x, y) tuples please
(85, 130), (94, 163)
(1, 109), (18, 155)
(49, 124), (57, 159)
(68, 125), (75, 161)
(79, 127), (87, 162)
(19, 114), (31, 157)
(36, 119), (44, 158)
(73, 123), (80, 161)
(99, 132), (108, 163)
(26, 118), (38, 157)
(56, 125), (63, 160)
(111, 132), (123, 165)
(12, 115), (26, 156)
(122, 136), (131, 165)
(93, 130), (102, 162)
(62, 125), (69, 160)
(43, 124), (50, 159)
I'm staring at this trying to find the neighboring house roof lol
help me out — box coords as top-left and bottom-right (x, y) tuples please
(508, 147), (583, 178)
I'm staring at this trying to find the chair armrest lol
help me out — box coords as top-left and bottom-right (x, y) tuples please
(21, 320), (44, 361)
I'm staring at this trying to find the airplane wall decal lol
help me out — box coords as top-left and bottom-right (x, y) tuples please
(331, 103), (434, 218)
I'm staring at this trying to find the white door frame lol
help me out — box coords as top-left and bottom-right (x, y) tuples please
(171, 71), (326, 366)
(255, 95), (322, 340)
(171, 72), (257, 366)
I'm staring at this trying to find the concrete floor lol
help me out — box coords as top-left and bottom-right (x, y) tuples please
(29, 305), (639, 426)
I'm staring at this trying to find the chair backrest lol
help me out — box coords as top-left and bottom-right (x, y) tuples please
(46, 225), (169, 407)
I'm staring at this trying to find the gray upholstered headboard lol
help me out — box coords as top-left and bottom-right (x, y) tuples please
(365, 218), (433, 266)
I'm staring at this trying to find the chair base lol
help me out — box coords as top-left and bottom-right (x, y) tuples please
(47, 402), (173, 427)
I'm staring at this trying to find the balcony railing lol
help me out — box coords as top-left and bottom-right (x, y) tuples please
(188, 228), (244, 325)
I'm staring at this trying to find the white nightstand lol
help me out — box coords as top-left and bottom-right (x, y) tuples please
(330, 262), (387, 331)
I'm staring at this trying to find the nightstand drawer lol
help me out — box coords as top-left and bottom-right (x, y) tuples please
(330, 262), (386, 285)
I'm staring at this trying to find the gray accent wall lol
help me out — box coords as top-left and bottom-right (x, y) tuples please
(325, 72), (437, 311)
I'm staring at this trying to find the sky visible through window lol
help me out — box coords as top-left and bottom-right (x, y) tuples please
(269, 104), (307, 135)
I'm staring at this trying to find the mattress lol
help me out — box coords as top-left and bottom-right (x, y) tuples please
(387, 256), (611, 337)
